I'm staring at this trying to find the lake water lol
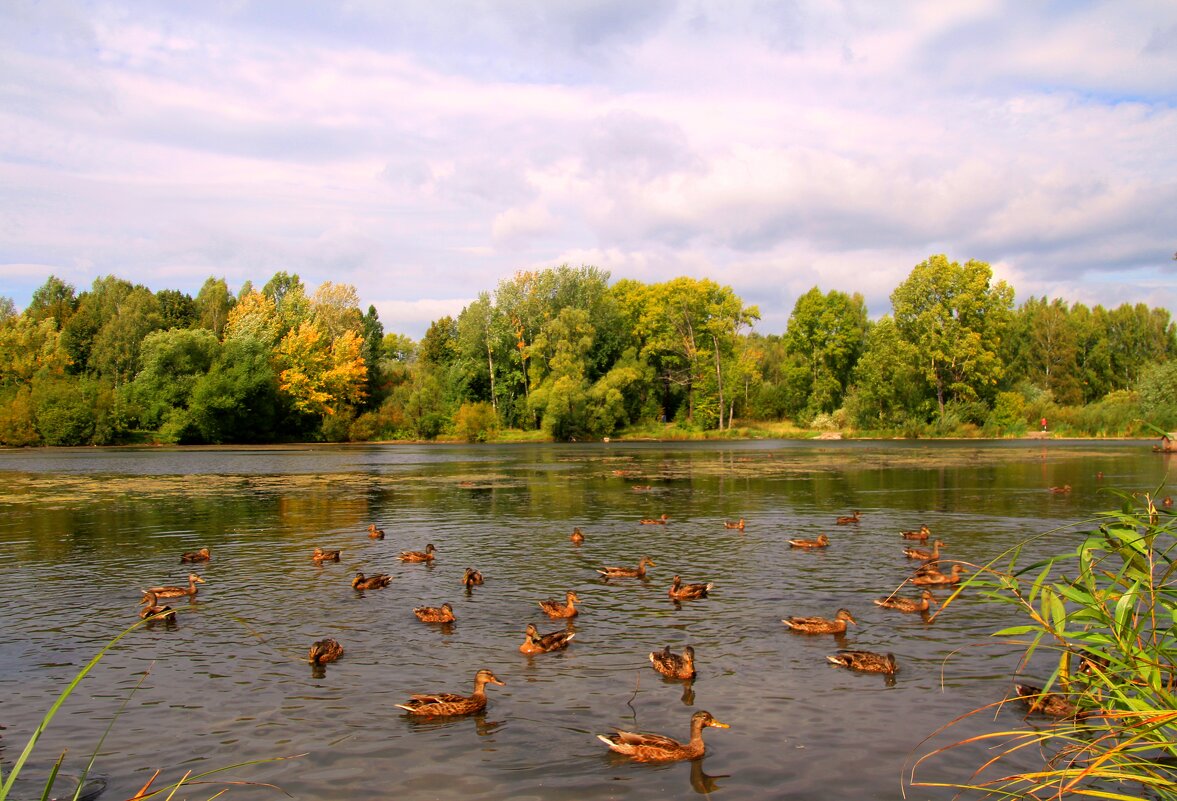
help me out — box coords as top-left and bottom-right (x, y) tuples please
(0, 440), (1170, 801)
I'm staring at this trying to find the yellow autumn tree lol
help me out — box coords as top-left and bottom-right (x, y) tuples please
(275, 322), (366, 416)
(224, 291), (281, 345)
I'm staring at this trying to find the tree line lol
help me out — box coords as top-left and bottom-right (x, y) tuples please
(0, 255), (1174, 446)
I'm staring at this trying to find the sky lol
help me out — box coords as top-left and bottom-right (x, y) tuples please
(1, 1), (1175, 338)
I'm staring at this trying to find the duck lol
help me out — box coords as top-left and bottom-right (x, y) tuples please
(312, 547), (341, 563)
(597, 710), (729, 762)
(367, 524), (385, 540)
(911, 564), (968, 586)
(138, 591), (176, 621)
(414, 603), (455, 623)
(596, 556), (656, 579)
(569, 527), (585, 544)
(352, 571), (391, 590)
(904, 540), (945, 560)
(395, 669), (505, 717)
(308, 638), (344, 664)
(640, 514), (669, 525)
(723, 518), (745, 531)
(900, 525), (931, 541)
(788, 534), (830, 548)
(179, 547), (210, 563)
(538, 590), (580, 618)
(1164, 496), (1173, 508)
(782, 608), (856, 634)
(668, 575), (713, 601)
(1049, 484), (1072, 495)
(827, 650), (898, 674)
(519, 623), (575, 654)
(649, 645), (696, 679)
(835, 511), (860, 525)
(462, 567), (484, 588)
(1014, 683), (1077, 718)
(874, 589), (937, 613)
(144, 573), (205, 599)
(399, 543), (436, 563)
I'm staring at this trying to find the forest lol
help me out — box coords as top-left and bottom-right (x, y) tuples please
(0, 254), (1174, 447)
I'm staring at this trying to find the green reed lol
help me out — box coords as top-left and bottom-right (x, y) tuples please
(0, 613), (296, 801)
(911, 489), (1177, 800)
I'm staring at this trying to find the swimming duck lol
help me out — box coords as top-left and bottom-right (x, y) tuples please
(462, 567), (484, 588)
(904, 540), (945, 560)
(138, 591), (176, 620)
(835, 511), (860, 525)
(874, 589), (936, 613)
(312, 547), (341, 563)
(827, 650), (897, 674)
(1164, 496), (1173, 508)
(788, 534), (830, 549)
(519, 623), (575, 654)
(352, 571), (391, 590)
(179, 547), (210, 563)
(782, 608), (856, 634)
(649, 645), (696, 679)
(911, 564), (968, 586)
(570, 527), (585, 544)
(395, 669), (505, 717)
(1014, 683), (1077, 718)
(1049, 484), (1072, 495)
(640, 514), (669, 525)
(308, 638), (344, 664)
(368, 524), (385, 540)
(723, 518), (745, 531)
(538, 590), (580, 618)
(414, 603), (455, 623)
(144, 573), (205, 599)
(598, 710), (729, 762)
(399, 543), (436, 563)
(597, 556), (656, 579)
(900, 525), (931, 541)
(668, 575), (713, 600)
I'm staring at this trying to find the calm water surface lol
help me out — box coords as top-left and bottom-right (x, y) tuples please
(0, 440), (1170, 801)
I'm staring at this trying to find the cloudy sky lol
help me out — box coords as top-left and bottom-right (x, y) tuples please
(2, 1), (1175, 337)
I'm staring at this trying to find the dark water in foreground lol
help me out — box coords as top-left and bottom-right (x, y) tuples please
(0, 440), (1170, 800)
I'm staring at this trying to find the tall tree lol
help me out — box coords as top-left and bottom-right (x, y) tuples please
(195, 277), (235, 337)
(891, 255), (1014, 417)
(783, 287), (869, 416)
(25, 276), (78, 331)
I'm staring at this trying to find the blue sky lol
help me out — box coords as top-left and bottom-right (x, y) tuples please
(2, 1), (1175, 337)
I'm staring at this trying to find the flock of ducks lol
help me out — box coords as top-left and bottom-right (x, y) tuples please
(134, 492), (1075, 765)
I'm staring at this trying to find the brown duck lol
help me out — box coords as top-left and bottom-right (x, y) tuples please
(597, 556), (655, 579)
(788, 534), (830, 549)
(144, 573), (205, 599)
(668, 575), (713, 601)
(395, 669), (505, 716)
(598, 710), (729, 762)
(835, 511), (860, 525)
(462, 567), (484, 588)
(900, 525), (931, 541)
(519, 623), (575, 654)
(367, 524), (385, 540)
(911, 564), (968, 586)
(352, 571), (391, 590)
(782, 608), (856, 634)
(1014, 683), (1078, 718)
(312, 547), (341, 563)
(904, 540), (945, 560)
(414, 603), (455, 623)
(649, 645), (696, 679)
(569, 527), (585, 544)
(399, 543), (436, 563)
(723, 518), (745, 531)
(827, 650), (897, 674)
(640, 514), (669, 525)
(308, 638), (344, 664)
(538, 590), (580, 618)
(179, 547), (210, 563)
(874, 589), (936, 613)
(138, 591), (176, 621)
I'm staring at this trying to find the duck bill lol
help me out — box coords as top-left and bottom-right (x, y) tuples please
(708, 720), (730, 729)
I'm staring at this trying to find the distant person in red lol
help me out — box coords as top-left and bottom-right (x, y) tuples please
(1041, 417), (1048, 432)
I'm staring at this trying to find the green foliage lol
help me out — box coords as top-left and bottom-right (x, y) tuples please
(32, 377), (96, 445)
(0, 386), (38, 446)
(914, 492), (1177, 800)
(1138, 361), (1177, 429)
(130, 328), (220, 429)
(25, 275), (78, 331)
(782, 287), (869, 416)
(187, 337), (281, 443)
(454, 401), (499, 442)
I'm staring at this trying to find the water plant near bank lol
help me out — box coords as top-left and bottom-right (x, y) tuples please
(911, 489), (1177, 800)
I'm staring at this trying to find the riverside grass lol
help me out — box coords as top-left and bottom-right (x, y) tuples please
(0, 613), (297, 801)
(910, 489), (1177, 800)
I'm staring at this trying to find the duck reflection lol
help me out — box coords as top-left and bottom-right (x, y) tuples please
(405, 712), (505, 737)
(689, 759), (729, 795)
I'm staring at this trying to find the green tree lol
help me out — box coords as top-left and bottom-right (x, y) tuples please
(130, 328), (221, 433)
(156, 289), (197, 330)
(891, 255), (1014, 418)
(195, 277), (235, 337)
(187, 337), (281, 443)
(25, 275), (78, 331)
(845, 316), (923, 428)
(783, 287), (869, 416)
